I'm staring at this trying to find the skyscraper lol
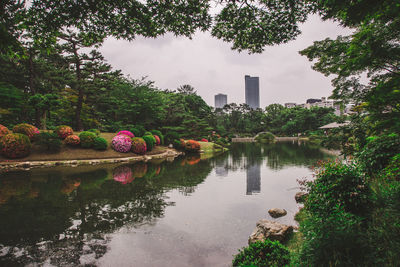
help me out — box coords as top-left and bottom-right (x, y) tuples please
(245, 75), (260, 109)
(215, 93), (227, 109)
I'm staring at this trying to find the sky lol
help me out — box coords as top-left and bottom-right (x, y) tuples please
(100, 15), (351, 108)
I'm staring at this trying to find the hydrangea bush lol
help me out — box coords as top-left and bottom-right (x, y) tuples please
(131, 137), (147, 155)
(117, 130), (135, 138)
(55, 125), (73, 139)
(112, 135), (132, 152)
(0, 124), (10, 138)
(65, 135), (80, 146)
(185, 140), (201, 152)
(0, 133), (31, 158)
(13, 123), (39, 141)
(79, 131), (97, 148)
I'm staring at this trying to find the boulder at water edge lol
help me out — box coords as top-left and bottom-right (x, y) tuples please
(248, 219), (293, 244)
(295, 192), (308, 203)
(268, 208), (287, 218)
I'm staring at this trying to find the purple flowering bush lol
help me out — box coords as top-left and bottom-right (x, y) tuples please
(111, 135), (132, 153)
(117, 130), (135, 138)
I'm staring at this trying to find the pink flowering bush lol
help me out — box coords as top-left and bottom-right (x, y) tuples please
(201, 138), (208, 142)
(55, 125), (73, 139)
(65, 135), (80, 146)
(111, 135), (132, 152)
(13, 123), (39, 141)
(113, 166), (134, 184)
(0, 124), (10, 138)
(117, 130), (135, 138)
(131, 137), (147, 155)
(0, 133), (31, 158)
(154, 135), (161, 145)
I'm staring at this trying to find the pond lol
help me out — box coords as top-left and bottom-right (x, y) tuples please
(0, 142), (335, 266)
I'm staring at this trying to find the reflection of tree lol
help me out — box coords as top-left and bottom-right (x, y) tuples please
(0, 155), (213, 265)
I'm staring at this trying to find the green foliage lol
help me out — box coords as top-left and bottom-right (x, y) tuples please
(142, 135), (156, 151)
(129, 127), (141, 138)
(87, 129), (100, 136)
(93, 137), (108, 150)
(143, 131), (153, 136)
(381, 154), (400, 180)
(357, 133), (400, 175)
(150, 130), (164, 144)
(232, 240), (290, 267)
(78, 131), (97, 148)
(35, 132), (62, 152)
(0, 133), (31, 158)
(165, 131), (180, 145)
(255, 132), (275, 144)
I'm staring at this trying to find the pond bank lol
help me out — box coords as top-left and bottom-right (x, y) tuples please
(0, 148), (183, 172)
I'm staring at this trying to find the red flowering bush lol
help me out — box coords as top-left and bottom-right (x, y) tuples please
(113, 166), (134, 184)
(131, 137), (147, 155)
(55, 125), (73, 139)
(154, 135), (161, 145)
(112, 135), (132, 152)
(117, 130), (135, 138)
(201, 138), (208, 142)
(0, 124), (10, 138)
(180, 139), (186, 149)
(13, 123), (39, 141)
(0, 133), (31, 158)
(65, 135), (80, 146)
(185, 140), (201, 152)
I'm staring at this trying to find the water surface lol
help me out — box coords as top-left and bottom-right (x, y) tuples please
(0, 142), (334, 266)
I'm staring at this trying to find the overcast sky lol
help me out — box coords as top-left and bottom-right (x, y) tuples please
(100, 15), (351, 108)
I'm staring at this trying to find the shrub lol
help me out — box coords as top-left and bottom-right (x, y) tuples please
(13, 123), (39, 141)
(131, 137), (147, 155)
(142, 135), (156, 151)
(129, 127), (141, 137)
(54, 125), (73, 139)
(150, 130), (164, 144)
(65, 135), (80, 146)
(117, 130), (134, 138)
(200, 138), (208, 142)
(255, 132), (275, 144)
(111, 135), (132, 152)
(35, 132), (62, 152)
(357, 133), (400, 174)
(79, 131), (97, 148)
(185, 140), (200, 152)
(0, 124), (10, 138)
(143, 131), (153, 137)
(93, 137), (108, 150)
(134, 125), (146, 137)
(87, 129), (100, 136)
(165, 131), (180, 145)
(232, 240), (290, 267)
(173, 139), (182, 149)
(0, 133), (31, 158)
(154, 135), (161, 145)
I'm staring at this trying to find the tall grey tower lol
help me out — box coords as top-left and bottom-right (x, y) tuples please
(215, 93), (227, 109)
(245, 75), (260, 109)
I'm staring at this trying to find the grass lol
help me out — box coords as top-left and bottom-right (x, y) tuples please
(0, 132), (168, 162)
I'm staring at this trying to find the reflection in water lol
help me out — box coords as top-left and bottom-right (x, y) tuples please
(0, 143), (334, 266)
(246, 164), (261, 195)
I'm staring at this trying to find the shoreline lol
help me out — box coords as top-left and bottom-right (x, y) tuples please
(0, 148), (183, 172)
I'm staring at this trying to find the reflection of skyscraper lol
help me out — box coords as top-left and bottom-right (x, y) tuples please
(215, 94), (227, 109)
(246, 163), (261, 195)
(245, 75), (260, 109)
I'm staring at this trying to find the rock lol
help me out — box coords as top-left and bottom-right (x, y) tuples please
(268, 208), (287, 218)
(168, 144), (173, 148)
(295, 192), (308, 203)
(248, 219), (293, 244)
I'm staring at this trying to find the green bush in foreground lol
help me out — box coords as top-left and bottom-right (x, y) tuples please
(142, 135), (156, 151)
(79, 131), (97, 148)
(93, 137), (108, 150)
(35, 132), (62, 152)
(232, 240), (290, 267)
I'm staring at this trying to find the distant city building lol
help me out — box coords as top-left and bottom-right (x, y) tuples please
(215, 93), (227, 109)
(245, 75), (260, 109)
(284, 103), (297, 108)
